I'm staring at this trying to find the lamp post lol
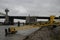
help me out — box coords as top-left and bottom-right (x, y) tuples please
(4, 8), (9, 24)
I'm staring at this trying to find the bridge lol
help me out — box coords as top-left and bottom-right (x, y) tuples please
(0, 16), (59, 25)
(0, 16), (59, 19)
(0, 9), (59, 25)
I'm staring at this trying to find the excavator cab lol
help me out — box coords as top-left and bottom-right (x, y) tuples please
(50, 15), (55, 24)
(9, 27), (17, 34)
(5, 27), (17, 36)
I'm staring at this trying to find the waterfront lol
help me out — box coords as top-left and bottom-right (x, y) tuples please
(0, 24), (39, 40)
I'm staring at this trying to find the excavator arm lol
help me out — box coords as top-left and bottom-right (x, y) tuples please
(5, 15), (60, 36)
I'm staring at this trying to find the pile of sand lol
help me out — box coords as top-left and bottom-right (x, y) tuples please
(24, 26), (60, 40)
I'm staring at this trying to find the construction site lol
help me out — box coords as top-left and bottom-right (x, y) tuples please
(3, 15), (60, 40)
(0, 0), (60, 40)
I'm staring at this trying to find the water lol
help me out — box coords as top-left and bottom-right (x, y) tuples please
(0, 24), (39, 40)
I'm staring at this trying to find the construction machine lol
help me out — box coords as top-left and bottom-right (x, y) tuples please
(5, 15), (60, 36)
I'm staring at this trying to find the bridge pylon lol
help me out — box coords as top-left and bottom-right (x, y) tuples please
(26, 15), (37, 25)
(4, 8), (10, 24)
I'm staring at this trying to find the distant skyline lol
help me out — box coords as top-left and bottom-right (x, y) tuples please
(0, 0), (60, 22)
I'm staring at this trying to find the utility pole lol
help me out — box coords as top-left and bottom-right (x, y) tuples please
(4, 8), (9, 24)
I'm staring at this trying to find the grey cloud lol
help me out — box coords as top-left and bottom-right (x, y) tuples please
(0, 0), (60, 16)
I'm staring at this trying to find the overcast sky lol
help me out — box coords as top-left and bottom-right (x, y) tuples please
(0, 0), (60, 22)
(0, 0), (60, 16)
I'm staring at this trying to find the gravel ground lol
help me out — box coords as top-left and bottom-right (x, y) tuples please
(24, 26), (60, 40)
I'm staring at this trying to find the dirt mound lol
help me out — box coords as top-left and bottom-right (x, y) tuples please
(24, 26), (60, 40)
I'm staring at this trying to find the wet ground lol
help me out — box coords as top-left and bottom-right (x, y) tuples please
(0, 25), (39, 40)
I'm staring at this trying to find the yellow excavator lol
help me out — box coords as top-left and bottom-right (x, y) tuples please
(5, 15), (60, 36)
